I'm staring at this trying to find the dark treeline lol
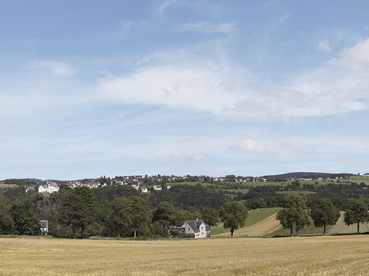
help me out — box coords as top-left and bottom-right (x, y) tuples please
(0, 184), (228, 238)
(1, 180), (369, 238)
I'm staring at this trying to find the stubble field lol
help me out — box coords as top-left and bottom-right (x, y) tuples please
(1, 235), (369, 275)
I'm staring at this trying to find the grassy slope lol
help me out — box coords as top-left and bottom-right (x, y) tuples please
(0, 184), (17, 189)
(211, 207), (280, 236)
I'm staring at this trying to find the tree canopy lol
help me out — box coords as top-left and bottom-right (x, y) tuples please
(201, 208), (219, 228)
(344, 198), (368, 234)
(58, 186), (100, 238)
(108, 195), (149, 238)
(276, 194), (310, 236)
(310, 198), (340, 235)
(9, 198), (40, 235)
(219, 201), (248, 236)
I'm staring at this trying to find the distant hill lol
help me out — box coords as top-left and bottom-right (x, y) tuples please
(262, 172), (354, 180)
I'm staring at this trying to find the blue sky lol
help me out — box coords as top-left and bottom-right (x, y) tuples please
(1, 0), (369, 180)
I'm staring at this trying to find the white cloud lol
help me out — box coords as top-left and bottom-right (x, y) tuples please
(328, 38), (369, 70)
(228, 139), (307, 158)
(99, 38), (369, 121)
(173, 21), (237, 34)
(317, 39), (331, 52)
(32, 61), (76, 76)
(99, 59), (247, 114)
(151, 151), (206, 162)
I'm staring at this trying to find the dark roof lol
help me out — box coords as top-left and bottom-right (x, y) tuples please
(40, 220), (48, 228)
(185, 220), (210, 232)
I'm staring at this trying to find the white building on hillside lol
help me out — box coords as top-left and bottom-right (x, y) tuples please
(38, 182), (59, 193)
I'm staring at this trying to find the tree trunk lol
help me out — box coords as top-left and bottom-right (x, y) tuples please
(323, 224), (326, 236)
(357, 222), (360, 234)
(134, 228), (137, 238)
(231, 228), (234, 236)
(290, 226), (293, 237)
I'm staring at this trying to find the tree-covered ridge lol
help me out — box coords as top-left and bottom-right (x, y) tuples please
(1, 174), (369, 238)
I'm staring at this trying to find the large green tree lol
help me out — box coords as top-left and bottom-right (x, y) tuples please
(151, 201), (176, 237)
(310, 198), (340, 235)
(0, 193), (14, 234)
(152, 201), (176, 227)
(344, 198), (368, 234)
(276, 194), (310, 236)
(58, 186), (100, 238)
(108, 196), (149, 238)
(219, 201), (248, 236)
(9, 198), (40, 235)
(201, 208), (219, 228)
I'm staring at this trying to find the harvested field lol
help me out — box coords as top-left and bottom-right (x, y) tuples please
(2, 236), (369, 275)
(329, 211), (369, 234)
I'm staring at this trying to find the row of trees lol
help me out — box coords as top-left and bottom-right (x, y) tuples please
(2, 181), (369, 238)
(0, 183), (250, 238)
(276, 195), (369, 236)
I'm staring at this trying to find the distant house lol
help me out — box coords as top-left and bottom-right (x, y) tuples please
(171, 219), (210, 238)
(40, 220), (49, 235)
(38, 182), (59, 194)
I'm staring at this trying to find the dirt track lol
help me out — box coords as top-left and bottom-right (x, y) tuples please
(216, 213), (282, 237)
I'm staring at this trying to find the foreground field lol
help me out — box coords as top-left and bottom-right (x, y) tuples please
(2, 236), (369, 275)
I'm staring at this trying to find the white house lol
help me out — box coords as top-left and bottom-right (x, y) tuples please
(38, 182), (59, 193)
(40, 220), (49, 235)
(171, 219), (210, 238)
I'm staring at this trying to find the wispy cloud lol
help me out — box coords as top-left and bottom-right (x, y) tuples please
(172, 21), (237, 34)
(228, 139), (307, 158)
(32, 61), (76, 76)
(10, 164), (45, 171)
(100, 38), (369, 121)
(317, 39), (331, 52)
(151, 151), (206, 162)
(103, 20), (149, 41)
(154, 0), (183, 21)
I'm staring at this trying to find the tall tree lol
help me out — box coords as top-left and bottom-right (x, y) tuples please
(344, 198), (368, 234)
(152, 201), (176, 227)
(0, 193), (14, 234)
(310, 198), (340, 235)
(9, 198), (40, 235)
(201, 208), (219, 228)
(108, 196), (149, 238)
(219, 201), (248, 236)
(276, 194), (310, 236)
(58, 186), (100, 238)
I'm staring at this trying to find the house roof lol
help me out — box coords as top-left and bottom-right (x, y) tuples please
(40, 220), (48, 228)
(184, 220), (210, 232)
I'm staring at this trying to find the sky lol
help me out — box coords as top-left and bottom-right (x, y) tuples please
(1, 0), (369, 180)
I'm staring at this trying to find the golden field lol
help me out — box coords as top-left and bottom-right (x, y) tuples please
(1, 236), (369, 275)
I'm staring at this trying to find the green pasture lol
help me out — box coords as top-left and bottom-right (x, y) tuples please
(0, 183), (17, 189)
(350, 175), (369, 184)
(276, 191), (316, 195)
(245, 207), (280, 227)
(211, 207), (280, 235)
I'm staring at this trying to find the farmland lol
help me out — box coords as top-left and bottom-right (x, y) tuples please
(1, 235), (369, 275)
(0, 183), (17, 189)
(211, 207), (280, 235)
